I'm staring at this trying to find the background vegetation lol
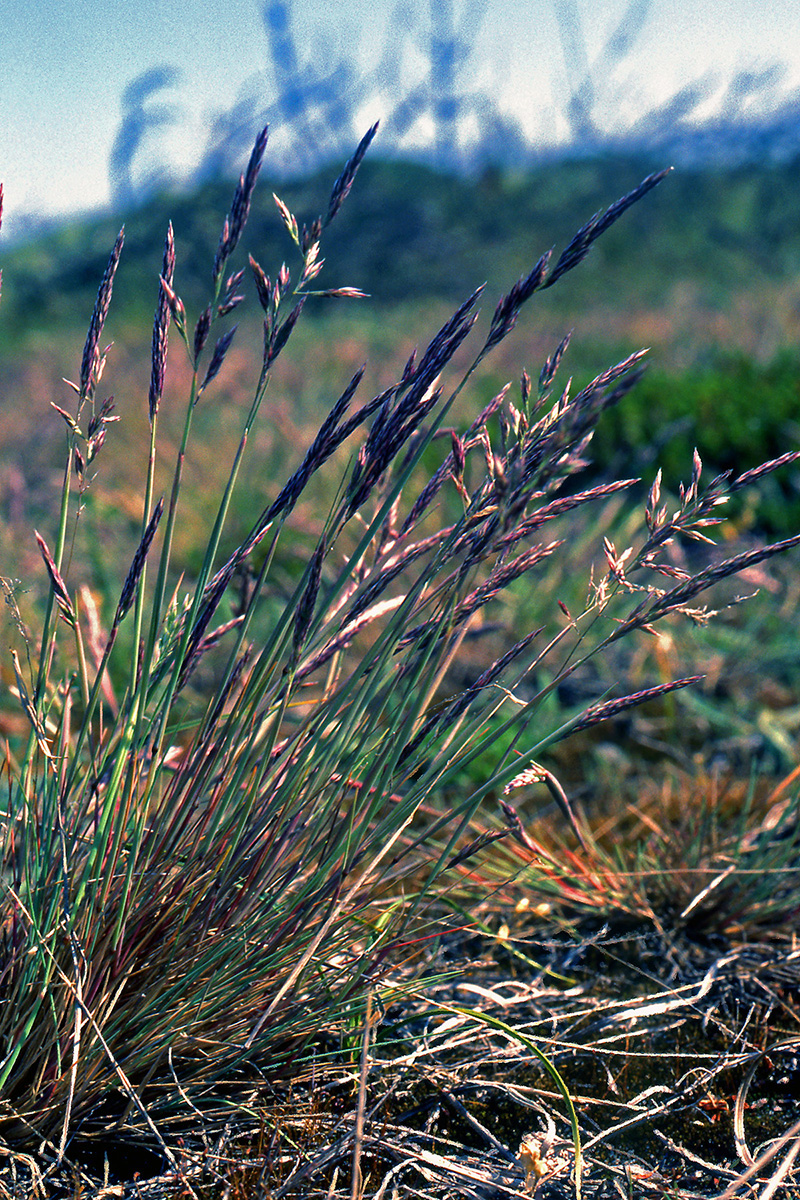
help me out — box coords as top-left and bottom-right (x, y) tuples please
(5, 150), (800, 531)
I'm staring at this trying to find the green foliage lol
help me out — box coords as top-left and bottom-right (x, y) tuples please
(591, 352), (800, 535)
(6, 150), (800, 344)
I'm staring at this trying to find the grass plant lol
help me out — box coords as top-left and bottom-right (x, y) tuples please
(2, 126), (800, 1195)
(460, 761), (800, 940)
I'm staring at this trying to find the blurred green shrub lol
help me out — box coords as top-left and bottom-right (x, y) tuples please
(591, 352), (800, 536)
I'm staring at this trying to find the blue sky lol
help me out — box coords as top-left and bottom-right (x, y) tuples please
(1, 0), (798, 237)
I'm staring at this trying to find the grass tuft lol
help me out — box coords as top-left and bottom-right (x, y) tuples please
(1, 124), (799, 1193)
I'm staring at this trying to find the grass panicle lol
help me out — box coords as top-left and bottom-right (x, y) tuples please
(78, 226), (124, 403)
(324, 121), (379, 227)
(542, 167), (672, 289)
(212, 124), (269, 284)
(148, 223), (175, 422)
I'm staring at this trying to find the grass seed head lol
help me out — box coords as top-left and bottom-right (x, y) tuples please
(198, 325), (238, 396)
(266, 299), (305, 367)
(34, 531), (75, 629)
(194, 305), (212, 365)
(324, 121), (379, 226)
(148, 223), (175, 421)
(113, 497), (164, 628)
(79, 226), (124, 401)
(213, 124), (269, 282)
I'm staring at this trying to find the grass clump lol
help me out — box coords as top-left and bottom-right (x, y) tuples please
(463, 762), (800, 941)
(1, 128), (800, 1194)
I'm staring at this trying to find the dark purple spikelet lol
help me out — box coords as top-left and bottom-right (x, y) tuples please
(218, 294), (245, 317)
(181, 570), (233, 687)
(468, 388), (507, 436)
(590, 167), (671, 241)
(225, 267), (246, 292)
(114, 497), (164, 628)
(88, 426), (107, 459)
(249, 256), (272, 312)
(539, 331), (572, 393)
(450, 430), (466, 479)
(198, 326), (238, 397)
(86, 396), (118, 464)
(260, 369), (374, 526)
(570, 676), (703, 733)
(327, 386), (393, 451)
(201, 378), (407, 606)
(212, 220), (230, 285)
(353, 295), (480, 488)
(400, 457), (453, 536)
(235, 125), (269, 229)
(266, 300), (305, 367)
(86, 396), (118, 440)
(346, 377), (447, 518)
(544, 169), (671, 290)
(301, 217), (322, 255)
(730, 451), (800, 492)
(577, 350), (649, 402)
(80, 227), (124, 400)
(485, 252), (551, 352)
(158, 275), (185, 327)
(194, 306), (212, 365)
(35, 531), (76, 628)
(518, 349), (648, 492)
(148, 223), (175, 422)
(324, 122), (379, 227)
(497, 479), (638, 550)
(218, 268), (247, 316)
(213, 125), (269, 282)
(415, 285), (484, 385)
(401, 348), (417, 386)
(177, 616), (247, 696)
(396, 381), (507, 539)
(303, 366), (366, 461)
(292, 536), (326, 659)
